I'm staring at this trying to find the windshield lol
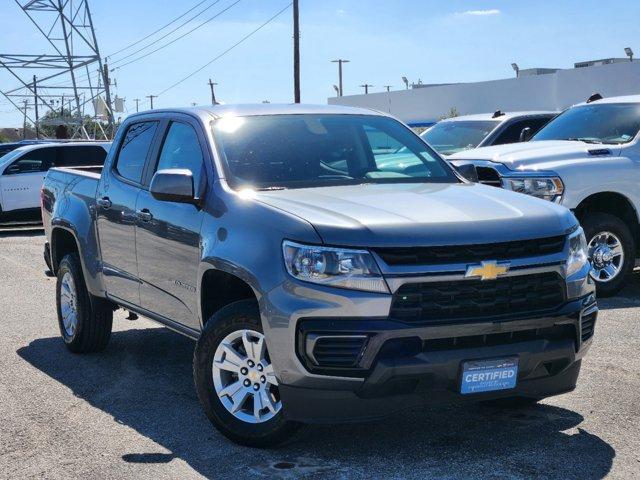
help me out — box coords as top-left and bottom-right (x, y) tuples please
(532, 103), (640, 144)
(213, 114), (457, 190)
(421, 120), (500, 155)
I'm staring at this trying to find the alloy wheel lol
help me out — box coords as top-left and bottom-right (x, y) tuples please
(211, 329), (282, 424)
(588, 231), (624, 283)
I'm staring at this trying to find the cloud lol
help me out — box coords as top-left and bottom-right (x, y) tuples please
(458, 9), (501, 16)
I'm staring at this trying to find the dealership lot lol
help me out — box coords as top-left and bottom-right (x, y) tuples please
(0, 230), (638, 479)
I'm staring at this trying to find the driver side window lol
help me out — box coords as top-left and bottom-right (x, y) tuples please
(156, 122), (205, 190)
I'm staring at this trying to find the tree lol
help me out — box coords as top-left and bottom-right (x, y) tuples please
(440, 107), (459, 120)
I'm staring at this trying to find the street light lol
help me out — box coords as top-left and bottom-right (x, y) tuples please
(511, 63), (520, 78)
(402, 76), (409, 89)
(625, 47), (634, 62)
(384, 85), (393, 92)
(332, 84), (339, 96)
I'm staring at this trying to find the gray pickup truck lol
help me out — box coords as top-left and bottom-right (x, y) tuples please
(42, 104), (597, 447)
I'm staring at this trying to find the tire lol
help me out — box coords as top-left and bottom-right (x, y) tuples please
(56, 253), (113, 353)
(193, 299), (302, 447)
(581, 212), (635, 297)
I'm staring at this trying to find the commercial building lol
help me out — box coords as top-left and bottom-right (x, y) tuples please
(328, 60), (640, 126)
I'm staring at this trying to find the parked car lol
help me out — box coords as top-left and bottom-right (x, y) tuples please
(422, 111), (557, 156)
(41, 104), (596, 447)
(0, 142), (109, 223)
(449, 94), (640, 296)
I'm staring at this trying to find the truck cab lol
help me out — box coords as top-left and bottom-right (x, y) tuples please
(450, 95), (640, 296)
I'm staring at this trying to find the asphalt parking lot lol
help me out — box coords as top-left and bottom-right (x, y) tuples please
(0, 229), (639, 479)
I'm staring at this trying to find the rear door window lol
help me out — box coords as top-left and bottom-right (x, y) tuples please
(56, 146), (108, 167)
(115, 122), (159, 183)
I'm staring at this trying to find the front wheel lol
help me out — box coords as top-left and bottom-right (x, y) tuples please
(193, 299), (302, 447)
(581, 213), (635, 297)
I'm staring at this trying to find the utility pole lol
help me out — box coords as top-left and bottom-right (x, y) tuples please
(21, 100), (29, 140)
(102, 61), (115, 134)
(208, 79), (218, 105)
(146, 95), (157, 109)
(293, 0), (300, 103)
(359, 84), (373, 94)
(32, 75), (39, 139)
(384, 85), (393, 92)
(134, 98), (140, 112)
(331, 59), (349, 96)
(60, 94), (65, 117)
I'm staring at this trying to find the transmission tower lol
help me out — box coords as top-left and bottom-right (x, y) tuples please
(0, 0), (114, 139)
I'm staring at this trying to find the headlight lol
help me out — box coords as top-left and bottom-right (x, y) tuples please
(503, 176), (564, 202)
(282, 240), (389, 293)
(566, 228), (588, 277)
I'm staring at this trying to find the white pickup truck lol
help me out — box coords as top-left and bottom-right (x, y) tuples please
(450, 94), (640, 296)
(0, 142), (109, 222)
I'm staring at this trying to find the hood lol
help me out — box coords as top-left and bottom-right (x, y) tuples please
(449, 140), (621, 171)
(254, 182), (576, 247)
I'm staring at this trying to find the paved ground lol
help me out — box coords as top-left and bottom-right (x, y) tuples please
(0, 229), (639, 479)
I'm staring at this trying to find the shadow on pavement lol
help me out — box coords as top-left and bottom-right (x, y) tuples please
(597, 270), (640, 310)
(18, 328), (615, 479)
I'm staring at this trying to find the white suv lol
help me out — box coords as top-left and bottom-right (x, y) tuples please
(422, 111), (556, 156)
(0, 142), (109, 223)
(450, 94), (640, 296)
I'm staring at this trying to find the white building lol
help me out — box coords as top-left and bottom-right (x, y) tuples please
(328, 60), (640, 126)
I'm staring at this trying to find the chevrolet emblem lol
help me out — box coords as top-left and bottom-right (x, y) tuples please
(465, 261), (510, 281)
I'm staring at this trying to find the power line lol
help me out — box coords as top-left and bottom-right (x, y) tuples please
(108, 0), (211, 58)
(110, 0), (226, 65)
(155, 2), (292, 98)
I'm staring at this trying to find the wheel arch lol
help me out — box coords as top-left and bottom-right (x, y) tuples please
(574, 191), (640, 247)
(199, 263), (261, 329)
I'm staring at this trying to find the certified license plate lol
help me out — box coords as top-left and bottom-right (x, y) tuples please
(460, 357), (518, 394)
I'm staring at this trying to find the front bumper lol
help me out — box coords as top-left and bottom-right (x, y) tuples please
(275, 297), (596, 423)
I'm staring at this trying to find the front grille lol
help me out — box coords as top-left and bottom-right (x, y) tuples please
(374, 236), (566, 266)
(423, 325), (575, 352)
(476, 166), (502, 187)
(581, 311), (596, 341)
(390, 272), (566, 324)
(311, 336), (367, 368)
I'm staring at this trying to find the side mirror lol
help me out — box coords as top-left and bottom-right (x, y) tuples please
(150, 169), (196, 204)
(454, 163), (478, 182)
(5, 164), (21, 175)
(519, 127), (533, 142)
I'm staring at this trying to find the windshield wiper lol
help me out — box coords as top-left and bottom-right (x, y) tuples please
(566, 137), (603, 144)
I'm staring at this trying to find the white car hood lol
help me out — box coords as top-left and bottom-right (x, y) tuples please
(449, 140), (621, 171)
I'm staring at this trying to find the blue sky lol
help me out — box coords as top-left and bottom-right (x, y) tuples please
(1, 0), (639, 127)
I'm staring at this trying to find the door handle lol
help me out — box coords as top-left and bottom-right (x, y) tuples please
(136, 209), (153, 222)
(97, 197), (112, 209)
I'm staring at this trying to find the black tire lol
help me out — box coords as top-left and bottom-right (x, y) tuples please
(56, 253), (113, 353)
(581, 212), (635, 297)
(193, 299), (302, 447)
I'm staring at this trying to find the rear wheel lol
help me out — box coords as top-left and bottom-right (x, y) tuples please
(193, 299), (302, 447)
(56, 253), (113, 353)
(581, 213), (635, 297)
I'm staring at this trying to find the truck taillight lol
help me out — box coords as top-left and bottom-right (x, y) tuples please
(40, 187), (45, 210)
